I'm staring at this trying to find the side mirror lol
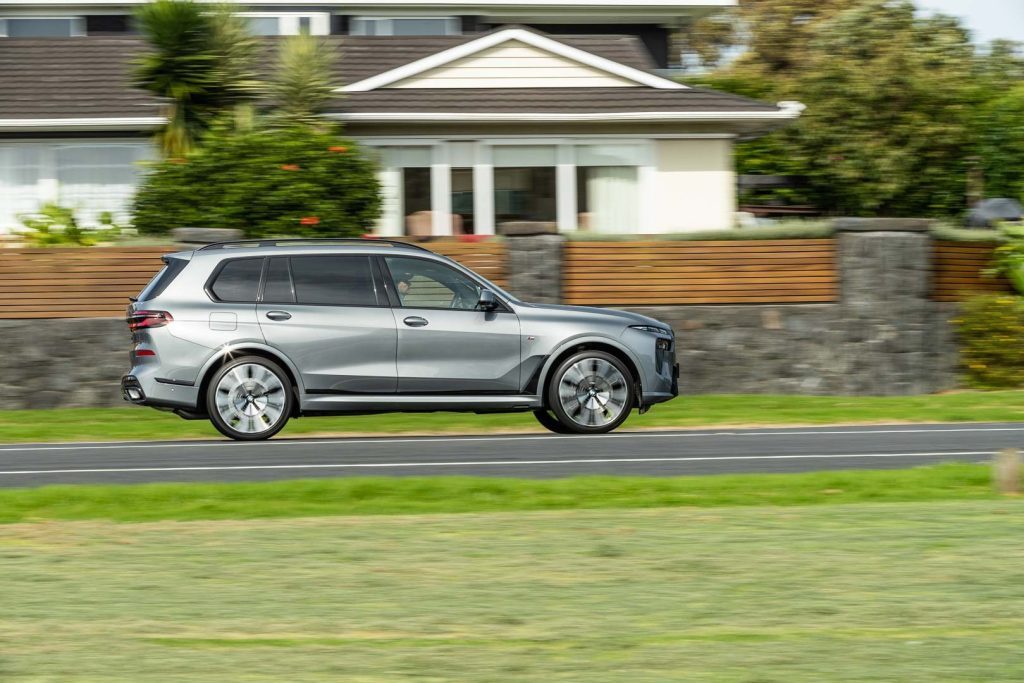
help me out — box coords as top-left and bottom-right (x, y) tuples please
(478, 289), (499, 312)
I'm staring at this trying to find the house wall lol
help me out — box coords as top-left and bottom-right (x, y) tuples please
(651, 138), (735, 232)
(391, 40), (638, 89)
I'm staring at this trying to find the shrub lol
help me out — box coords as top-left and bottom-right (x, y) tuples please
(132, 124), (381, 238)
(953, 294), (1024, 388)
(17, 204), (123, 247)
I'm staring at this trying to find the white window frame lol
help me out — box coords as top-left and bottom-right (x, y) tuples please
(235, 12), (330, 36)
(359, 137), (655, 236)
(349, 16), (461, 37)
(0, 16), (86, 38)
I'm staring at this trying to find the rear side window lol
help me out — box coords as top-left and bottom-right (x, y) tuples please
(210, 258), (263, 303)
(137, 257), (187, 302)
(291, 255), (378, 306)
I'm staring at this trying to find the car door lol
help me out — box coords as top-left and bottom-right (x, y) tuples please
(381, 255), (521, 394)
(257, 254), (397, 394)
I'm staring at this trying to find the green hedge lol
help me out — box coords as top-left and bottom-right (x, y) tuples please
(954, 294), (1024, 388)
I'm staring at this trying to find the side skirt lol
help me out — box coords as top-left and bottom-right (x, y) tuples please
(299, 394), (543, 415)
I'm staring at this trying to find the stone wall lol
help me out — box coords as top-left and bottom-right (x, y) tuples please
(0, 318), (128, 409)
(0, 220), (964, 409)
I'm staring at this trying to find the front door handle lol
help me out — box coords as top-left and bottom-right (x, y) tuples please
(403, 316), (429, 327)
(266, 310), (292, 321)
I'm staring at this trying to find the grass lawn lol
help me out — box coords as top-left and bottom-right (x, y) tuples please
(2, 390), (1024, 443)
(3, 500), (1024, 681)
(0, 463), (1008, 524)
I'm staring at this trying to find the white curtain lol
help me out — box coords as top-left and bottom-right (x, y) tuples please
(585, 166), (638, 233)
(0, 145), (43, 232)
(56, 144), (153, 227)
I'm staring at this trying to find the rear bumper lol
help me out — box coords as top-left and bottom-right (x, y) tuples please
(122, 369), (200, 410)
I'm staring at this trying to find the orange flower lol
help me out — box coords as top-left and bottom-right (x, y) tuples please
(280, 164), (300, 171)
(299, 216), (320, 226)
(328, 146), (348, 153)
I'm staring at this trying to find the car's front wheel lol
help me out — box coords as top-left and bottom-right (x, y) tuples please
(207, 356), (293, 441)
(546, 350), (635, 434)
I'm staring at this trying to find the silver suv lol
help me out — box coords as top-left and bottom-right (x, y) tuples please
(122, 239), (678, 440)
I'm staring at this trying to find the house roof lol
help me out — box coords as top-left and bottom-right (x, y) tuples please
(0, 33), (796, 132)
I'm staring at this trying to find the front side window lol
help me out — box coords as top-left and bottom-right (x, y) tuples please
(210, 258), (263, 303)
(385, 256), (483, 310)
(291, 255), (378, 306)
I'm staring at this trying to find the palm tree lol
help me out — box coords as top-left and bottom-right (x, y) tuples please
(264, 33), (337, 130)
(134, 0), (258, 156)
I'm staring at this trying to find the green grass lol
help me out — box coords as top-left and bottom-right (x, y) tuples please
(3, 390), (1024, 444)
(0, 463), (1010, 523)
(2, 500), (1024, 681)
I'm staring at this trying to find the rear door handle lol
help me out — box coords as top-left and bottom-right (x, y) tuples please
(403, 316), (428, 327)
(266, 311), (292, 321)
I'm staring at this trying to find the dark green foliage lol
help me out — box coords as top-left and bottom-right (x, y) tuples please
(954, 295), (1024, 388)
(689, 0), (1024, 218)
(133, 125), (380, 237)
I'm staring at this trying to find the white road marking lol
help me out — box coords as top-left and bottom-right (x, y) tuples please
(0, 425), (1022, 453)
(0, 451), (992, 476)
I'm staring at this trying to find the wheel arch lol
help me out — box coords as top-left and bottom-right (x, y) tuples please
(537, 336), (643, 410)
(196, 344), (303, 416)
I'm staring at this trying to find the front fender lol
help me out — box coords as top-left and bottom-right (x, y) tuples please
(535, 334), (645, 403)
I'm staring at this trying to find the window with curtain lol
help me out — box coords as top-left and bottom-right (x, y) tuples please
(0, 145), (43, 231)
(350, 17), (460, 36)
(56, 143), (153, 226)
(1, 17), (82, 37)
(373, 146), (434, 236)
(575, 144), (642, 232)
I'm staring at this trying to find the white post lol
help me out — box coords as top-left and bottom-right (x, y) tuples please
(556, 143), (576, 233)
(431, 143), (452, 236)
(473, 143), (495, 235)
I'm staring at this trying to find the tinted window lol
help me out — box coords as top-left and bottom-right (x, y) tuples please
(385, 256), (482, 310)
(137, 257), (187, 302)
(263, 257), (295, 304)
(210, 258), (263, 303)
(292, 256), (377, 306)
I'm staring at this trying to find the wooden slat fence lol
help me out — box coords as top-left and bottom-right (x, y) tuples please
(0, 240), (508, 319)
(563, 239), (838, 305)
(932, 241), (1012, 302)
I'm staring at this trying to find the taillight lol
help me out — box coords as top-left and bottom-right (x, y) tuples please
(127, 310), (173, 332)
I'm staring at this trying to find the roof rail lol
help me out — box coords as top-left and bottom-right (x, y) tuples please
(196, 237), (436, 253)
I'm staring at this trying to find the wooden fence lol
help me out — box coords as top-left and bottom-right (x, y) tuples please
(0, 241), (509, 319)
(0, 238), (1015, 319)
(932, 241), (1012, 302)
(563, 239), (838, 305)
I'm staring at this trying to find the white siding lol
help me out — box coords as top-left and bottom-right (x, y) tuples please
(650, 138), (735, 232)
(390, 40), (638, 89)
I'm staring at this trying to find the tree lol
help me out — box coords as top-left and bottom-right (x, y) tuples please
(976, 84), (1024, 201)
(134, 0), (258, 156)
(264, 34), (337, 129)
(133, 125), (381, 237)
(791, 2), (978, 216)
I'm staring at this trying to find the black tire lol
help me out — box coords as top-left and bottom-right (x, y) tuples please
(206, 356), (294, 441)
(533, 409), (572, 434)
(546, 350), (635, 434)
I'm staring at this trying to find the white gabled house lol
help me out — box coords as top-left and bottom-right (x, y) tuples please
(0, 1), (801, 235)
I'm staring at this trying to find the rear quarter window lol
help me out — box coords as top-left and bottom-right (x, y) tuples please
(137, 257), (188, 302)
(209, 258), (264, 303)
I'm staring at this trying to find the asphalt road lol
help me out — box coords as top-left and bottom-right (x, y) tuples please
(1, 422), (1022, 487)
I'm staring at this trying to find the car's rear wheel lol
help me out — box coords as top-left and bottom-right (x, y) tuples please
(207, 356), (293, 441)
(547, 350), (634, 434)
(533, 409), (572, 434)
